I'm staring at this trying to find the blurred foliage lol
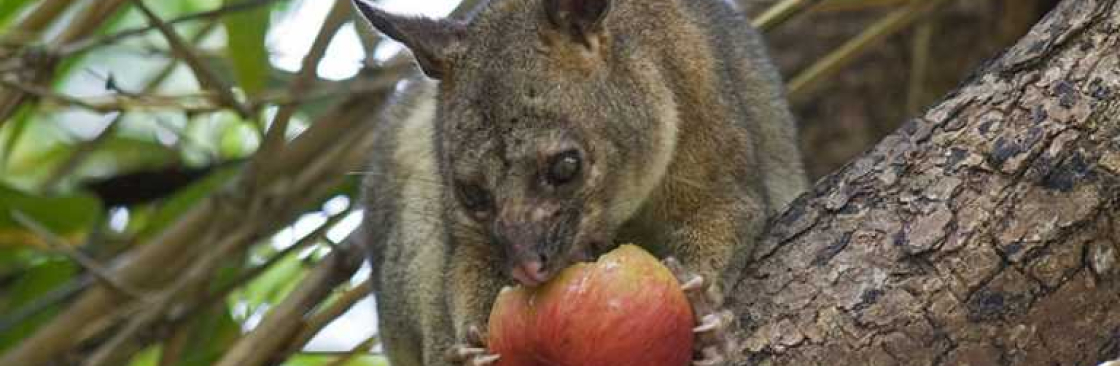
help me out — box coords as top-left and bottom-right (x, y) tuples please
(0, 0), (37, 25)
(0, 0), (375, 364)
(0, 258), (76, 351)
(0, 185), (102, 246)
(285, 354), (388, 366)
(222, 0), (272, 95)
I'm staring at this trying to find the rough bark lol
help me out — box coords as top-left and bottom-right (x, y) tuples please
(730, 1), (1120, 365)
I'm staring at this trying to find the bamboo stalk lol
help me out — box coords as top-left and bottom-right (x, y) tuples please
(788, 0), (953, 100)
(287, 278), (376, 353)
(2, 0), (73, 44)
(129, 0), (254, 117)
(249, 0), (350, 187)
(753, 0), (827, 31)
(58, 0), (278, 56)
(10, 212), (146, 300)
(813, 0), (912, 12)
(0, 0), (127, 126)
(907, 19), (935, 115)
(56, 0), (132, 45)
(212, 245), (365, 366)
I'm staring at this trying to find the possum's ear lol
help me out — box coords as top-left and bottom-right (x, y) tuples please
(353, 0), (466, 80)
(543, 0), (612, 47)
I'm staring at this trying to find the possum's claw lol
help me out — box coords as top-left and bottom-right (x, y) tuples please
(694, 311), (734, 333)
(663, 257), (737, 366)
(681, 274), (705, 292)
(447, 325), (501, 366)
(693, 346), (726, 366)
(447, 345), (501, 366)
(468, 354), (501, 366)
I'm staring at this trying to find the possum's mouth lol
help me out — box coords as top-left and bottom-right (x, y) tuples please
(506, 241), (601, 288)
(511, 261), (549, 287)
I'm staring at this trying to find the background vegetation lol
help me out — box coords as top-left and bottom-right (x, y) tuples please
(0, 0), (1058, 365)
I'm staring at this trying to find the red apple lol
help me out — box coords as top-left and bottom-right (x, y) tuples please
(488, 245), (695, 366)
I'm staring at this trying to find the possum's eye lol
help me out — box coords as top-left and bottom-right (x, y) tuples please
(546, 150), (582, 186)
(456, 182), (493, 214)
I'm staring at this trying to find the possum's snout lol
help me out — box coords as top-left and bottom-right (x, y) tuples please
(494, 204), (584, 287)
(510, 260), (549, 287)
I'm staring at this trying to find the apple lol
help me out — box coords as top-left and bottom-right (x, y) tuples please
(487, 245), (695, 366)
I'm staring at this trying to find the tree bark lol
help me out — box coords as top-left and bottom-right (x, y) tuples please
(730, 1), (1120, 365)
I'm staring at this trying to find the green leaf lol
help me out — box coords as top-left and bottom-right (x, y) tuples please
(0, 184), (102, 248)
(219, 121), (261, 159)
(163, 305), (241, 366)
(76, 137), (182, 179)
(127, 346), (161, 366)
(0, 247), (35, 275)
(283, 354), (389, 366)
(0, 104), (35, 173)
(167, 0), (224, 15)
(1, 143), (70, 191)
(0, 257), (74, 311)
(136, 164), (240, 240)
(182, 111), (259, 160)
(3, 120), (178, 191)
(0, 258), (78, 353)
(0, 0), (36, 27)
(233, 250), (306, 313)
(222, 0), (272, 95)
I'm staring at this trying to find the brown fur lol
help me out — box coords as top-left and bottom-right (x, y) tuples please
(356, 0), (806, 365)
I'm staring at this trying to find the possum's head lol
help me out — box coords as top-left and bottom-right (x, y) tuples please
(356, 0), (679, 287)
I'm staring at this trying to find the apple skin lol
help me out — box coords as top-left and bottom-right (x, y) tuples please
(488, 245), (695, 366)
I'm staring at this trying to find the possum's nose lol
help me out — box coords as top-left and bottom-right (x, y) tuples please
(511, 260), (549, 287)
(495, 205), (564, 286)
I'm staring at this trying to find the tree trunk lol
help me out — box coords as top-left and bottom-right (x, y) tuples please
(730, 1), (1120, 365)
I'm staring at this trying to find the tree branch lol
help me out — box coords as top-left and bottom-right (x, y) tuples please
(753, 0), (827, 31)
(57, 0), (280, 56)
(212, 244), (365, 366)
(10, 211), (146, 301)
(730, 1), (1120, 364)
(129, 0), (254, 117)
(249, 0), (351, 185)
(0, 49), (400, 366)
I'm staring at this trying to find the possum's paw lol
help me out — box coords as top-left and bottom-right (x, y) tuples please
(446, 324), (500, 366)
(664, 257), (737, 366)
